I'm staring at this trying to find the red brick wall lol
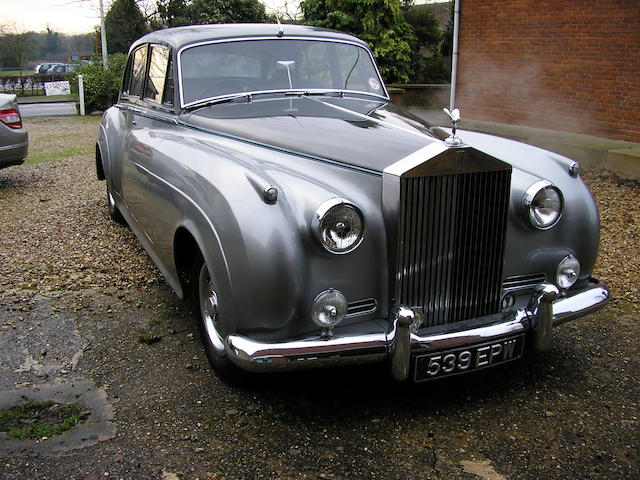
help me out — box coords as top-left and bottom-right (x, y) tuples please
(456, 0), (640, 143)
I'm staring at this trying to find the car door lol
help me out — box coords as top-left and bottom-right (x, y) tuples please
(120, 44), (151, 235)
(136, 44), (179, 260)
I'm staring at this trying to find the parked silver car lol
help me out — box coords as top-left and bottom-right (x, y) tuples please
(0, 94), (28, 169)
(96, 24), (609, 383)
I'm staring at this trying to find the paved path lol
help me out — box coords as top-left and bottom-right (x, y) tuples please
(20, 102), (76, 117)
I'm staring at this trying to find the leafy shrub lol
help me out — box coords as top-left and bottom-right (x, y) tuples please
(72, 53), (127, 112)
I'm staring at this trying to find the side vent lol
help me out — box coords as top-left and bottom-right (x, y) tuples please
(346, 298), (378, 317)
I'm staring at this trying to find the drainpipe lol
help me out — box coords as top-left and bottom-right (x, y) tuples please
(99, 0), (109, 70)
(449, 0), (461, 110)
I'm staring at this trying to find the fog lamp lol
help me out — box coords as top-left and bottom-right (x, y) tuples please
(556, 254), (580, 289)
(311, 289), (347, 331)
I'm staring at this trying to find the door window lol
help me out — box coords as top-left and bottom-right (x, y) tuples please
(145, 45), (173, 105)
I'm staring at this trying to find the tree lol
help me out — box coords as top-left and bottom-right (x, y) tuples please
(0, 23), (37, 75)
(154, 0), (267, 29)
(300, 0), (414, 83)
(105, 0), (149, 54)
(43, 26), (61, 57)
(403, 5), (448, 83)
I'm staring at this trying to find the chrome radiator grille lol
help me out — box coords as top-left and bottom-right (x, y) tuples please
(396, 170), (511, 327)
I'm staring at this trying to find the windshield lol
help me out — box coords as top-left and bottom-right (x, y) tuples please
(179, 39), (385, 106)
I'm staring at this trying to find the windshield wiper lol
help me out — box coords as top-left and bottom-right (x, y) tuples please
(183, 92), (253, 111)
(284, 90), (344, 98)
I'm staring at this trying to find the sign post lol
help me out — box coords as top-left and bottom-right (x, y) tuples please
(78, 75), (85, 116)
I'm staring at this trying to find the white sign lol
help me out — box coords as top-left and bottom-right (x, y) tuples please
(44, 80), (71, 96)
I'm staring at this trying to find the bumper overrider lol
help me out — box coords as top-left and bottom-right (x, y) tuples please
(224, 279), (609, 381)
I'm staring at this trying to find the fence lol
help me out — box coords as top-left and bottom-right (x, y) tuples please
(0, 74), (71, 96)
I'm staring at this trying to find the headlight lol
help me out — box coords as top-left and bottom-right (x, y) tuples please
(523, 181), (563, 229)
(312, 198), (365, 254)
(557, 254), (580, 289)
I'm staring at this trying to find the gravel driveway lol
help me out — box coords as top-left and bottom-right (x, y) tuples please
(0, 117), (637, 480)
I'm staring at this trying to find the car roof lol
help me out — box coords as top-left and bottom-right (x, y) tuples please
(131, 23), (369, 52)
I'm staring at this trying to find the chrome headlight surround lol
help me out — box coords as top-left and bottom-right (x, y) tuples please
(523, 180), (564, 230)
(311, 197), (365, 254)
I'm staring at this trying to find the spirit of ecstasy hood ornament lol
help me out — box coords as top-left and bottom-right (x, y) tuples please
(443, 107), (462, 146)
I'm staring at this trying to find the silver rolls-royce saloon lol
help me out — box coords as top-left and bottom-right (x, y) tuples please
(96, 24), (609, 382)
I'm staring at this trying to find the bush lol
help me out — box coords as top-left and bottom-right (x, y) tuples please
(72, 54), (127, 112)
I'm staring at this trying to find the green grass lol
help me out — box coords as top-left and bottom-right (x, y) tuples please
(0, 400), (88, 439)
(17, 94), (76, 103)
(137, 332), (162, 344)
(0, 70), (27, 77)
(26, 145), (93, 165)
(24, 116), (100, 165)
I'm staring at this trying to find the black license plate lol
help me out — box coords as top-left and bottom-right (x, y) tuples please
(414, 334), (525, 382)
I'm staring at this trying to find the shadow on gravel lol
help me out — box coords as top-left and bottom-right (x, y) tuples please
(217, 337), (591, 419)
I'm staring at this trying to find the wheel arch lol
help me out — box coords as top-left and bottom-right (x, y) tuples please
(95, 143), (105, 181)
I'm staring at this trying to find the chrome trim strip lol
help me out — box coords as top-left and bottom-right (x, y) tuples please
(224, 281), (610, 375)
(0, 141), (27, 151)
(382, 143), (449, 177)
(177, 36), (389, 108)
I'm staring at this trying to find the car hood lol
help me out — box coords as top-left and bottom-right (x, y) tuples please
(182, 96), (443, 173)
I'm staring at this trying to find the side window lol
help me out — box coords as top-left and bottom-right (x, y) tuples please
(129, 46), (148, 98)
(145, 45), (173, 106)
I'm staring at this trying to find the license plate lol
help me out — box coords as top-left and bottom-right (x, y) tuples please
(414, 334), (525, 382)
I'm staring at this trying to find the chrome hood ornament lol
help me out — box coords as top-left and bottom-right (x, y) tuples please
(443, 107), (462, 146)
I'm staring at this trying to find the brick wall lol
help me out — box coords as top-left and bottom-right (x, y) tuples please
(456, 0), (640, 143)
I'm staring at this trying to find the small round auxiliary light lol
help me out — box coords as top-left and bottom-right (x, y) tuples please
(311, 289), (347, 335)
(556, 254), (580, 289)
(569, 161), (581, 178)
(263, 186), (278, 204)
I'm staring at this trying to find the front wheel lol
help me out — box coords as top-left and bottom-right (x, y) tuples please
(192, 253), (248, 383)
(107, 182), (126, 225)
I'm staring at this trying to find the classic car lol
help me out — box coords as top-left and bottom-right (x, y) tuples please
(0, 93), (28, 169)
(96, 24), (609, 383)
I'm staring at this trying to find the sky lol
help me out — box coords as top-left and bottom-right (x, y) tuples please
(0, 0), (447, 35)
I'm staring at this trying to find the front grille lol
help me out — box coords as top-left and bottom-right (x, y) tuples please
(396, 170), (511, 327)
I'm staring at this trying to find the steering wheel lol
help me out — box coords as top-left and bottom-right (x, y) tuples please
(198, 78), (257, 99)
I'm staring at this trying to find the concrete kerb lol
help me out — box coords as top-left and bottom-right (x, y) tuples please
(409, 108), (640, 180)
(0, 381), (115, 456)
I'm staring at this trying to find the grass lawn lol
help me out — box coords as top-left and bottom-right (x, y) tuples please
(17, 94), (76, 103)
(24, 116), (100, 165)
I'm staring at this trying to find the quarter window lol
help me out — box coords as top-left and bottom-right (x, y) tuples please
(129, 46), (148, 97)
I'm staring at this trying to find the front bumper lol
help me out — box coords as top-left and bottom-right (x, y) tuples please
(225, 280), (609, 380)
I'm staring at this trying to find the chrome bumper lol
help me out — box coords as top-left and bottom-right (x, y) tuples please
(225, 281), (609, 380)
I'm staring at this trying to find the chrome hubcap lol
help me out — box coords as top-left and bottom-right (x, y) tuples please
(199, 264), (225, 354)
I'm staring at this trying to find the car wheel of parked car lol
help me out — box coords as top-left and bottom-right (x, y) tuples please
(192, 252), (247, 383)
(107, 183), (127, 225)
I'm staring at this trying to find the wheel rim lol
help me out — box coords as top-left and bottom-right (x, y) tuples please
(198, 264), (226, 355)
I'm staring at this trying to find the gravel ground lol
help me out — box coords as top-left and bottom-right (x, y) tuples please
(0, 117), (637, 480)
